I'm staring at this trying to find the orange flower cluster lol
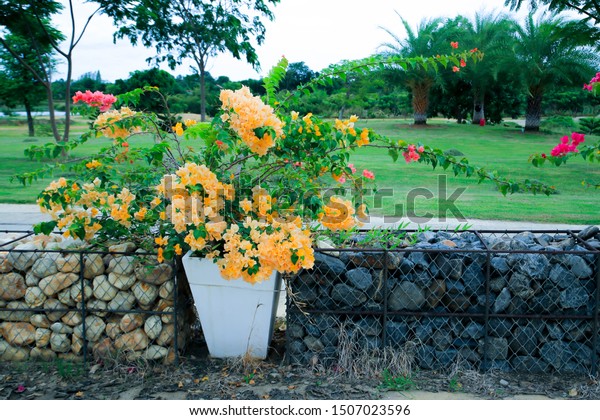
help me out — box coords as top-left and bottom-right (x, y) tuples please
(219, 86), (284, 156)
(217, 218), (314, 284)
(94, 107), (139, 139)
(320, 196), (362, 231)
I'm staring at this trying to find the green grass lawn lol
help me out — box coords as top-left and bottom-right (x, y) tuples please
(0, 117), (598, 224)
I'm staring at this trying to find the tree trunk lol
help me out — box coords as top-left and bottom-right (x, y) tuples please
(411, 81), (431, 125)
(525, 93), (543, 132)
(472, 88), (485, 124)
(24, 98), (35, 137)
(200, 66), (206, 122)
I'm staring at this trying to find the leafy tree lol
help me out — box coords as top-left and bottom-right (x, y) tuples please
(505, 1), (600, 25)
(461, 12), (517, 123)
(280, 62), (316, 91)
(512, 13), (597, 131)
(0, 0), (67, 143)
(109, 68), (183, 125)
(107, 0), (280, 122)
(71, 71), (106, 93)
(0, 32), (53, 136)
(380, 15), (461, 124)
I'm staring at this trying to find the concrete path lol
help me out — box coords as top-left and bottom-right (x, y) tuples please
(0, 204), (590, 232)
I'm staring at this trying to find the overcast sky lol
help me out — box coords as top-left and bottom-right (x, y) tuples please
(54, 0), (535, 83)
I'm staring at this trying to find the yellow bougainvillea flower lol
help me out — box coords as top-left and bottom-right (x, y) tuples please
(86, 160), (102, 170)
(184, 119), (197, 127)
(173, 122), (184, 136)
(155, 236), (168, 247)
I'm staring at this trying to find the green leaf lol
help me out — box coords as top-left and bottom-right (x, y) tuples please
(33, 221), (57, 235)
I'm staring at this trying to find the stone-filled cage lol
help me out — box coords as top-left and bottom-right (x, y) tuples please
(0, 231), (194, 366)
(286, 229), (600, 374)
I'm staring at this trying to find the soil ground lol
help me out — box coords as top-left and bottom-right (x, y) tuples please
(1, 327), (598, 401)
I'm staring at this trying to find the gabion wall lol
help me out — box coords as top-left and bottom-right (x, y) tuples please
(286, 228), (600, 374)
(0, 232), (193, 365)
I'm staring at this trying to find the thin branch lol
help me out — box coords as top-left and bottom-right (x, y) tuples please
(72, 6), (102, 50)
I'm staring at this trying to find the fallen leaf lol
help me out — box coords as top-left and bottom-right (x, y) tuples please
(248, 380), (255, 385)
(75, 391), (84, 398)
(89, 364), (102, 375)
(568, 388), (578, 397)
(193, 379), (200, 384)
(261, 394), (271, 399)
(287, 385), (296, 390)
(178, 381), (184, 389)
(201, 376), (209, 382)
(15, 385), (25, 393)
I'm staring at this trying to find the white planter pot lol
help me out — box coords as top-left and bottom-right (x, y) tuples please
(182, 251), (281, 359)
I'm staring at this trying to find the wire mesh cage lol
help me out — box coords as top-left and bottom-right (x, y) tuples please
(286, 229), (600, 375)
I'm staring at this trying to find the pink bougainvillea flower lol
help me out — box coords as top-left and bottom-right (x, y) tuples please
(347, 163), (356, 174)
(417, 145), (425, 153)
(460, 58), (466, 67)
(452, 66), (460, 73)
(72, 90), (116, 112)
(16, 385), (26, 393)
(402, 144), (421, 163)
(362, 169), (375, 180)
(338, 176), (346, 184)
(451, 41), (459, 49)
(550, 132), (585, 157)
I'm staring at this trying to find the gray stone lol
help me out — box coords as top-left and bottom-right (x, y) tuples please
(0, 340), (30, 361)
(135, 263), (173, 285)
(397, 258), (415, 274)
(426, 278), (446, 308)
(50, 322), (73, 334)
(432, 329), (452, 351)
(385, 321), (409, 346)
(389, 282), (425, 311)
(313, 253), (346, 276)
(562, 319), (591, 341)
(348, 252), (401, 270)
(303, 335), (325, 352)
(31, 258), (58, 278)
(345, 268), (373, 291)
(491, 257), (510, 275)
(50, 333), (70, 353)
(312, 314), (338, 330)
(540, 340), (572, 370)
(511, 356), (549, 373)
(414, 321), (433, 342)
(331, 284), (367, 307)
(7, 242), (40, 271)
(25, 286), (47, 307)
(355, 318), (381, 336)
(509, 239), (530, 251)
(107, 256), (136, 275)
(567, 255), (593, 278)
(479, 337), (508, 360)
(144, 315), (162, 340)
(107, 291), (136, 311)
(435, 256), (463, 280)
(463, 322), (484, 339)
(508, 326), (537, 356)
(546, 323), (564, 340)
(531, 288), (560, 313)
(288, 340), (306, 354)
(0, 273), (26, 301)
(445, 280), (466, 294)
(407, 252), (428, 268)
(321, 328), (339, 347)
(508, 273), (534, 299)
(43, 299), (68, 322)
(559, 285), (589, 309)
(108, 272), (136, 291)
(489, 276), (507, 293)
(144, 345), (169, 360)
(462, 263), (485, 294)
(515, 254), (550, 280)
(578, 225), (599, 240)
(70, 280), (92, 302)
(489, 319), (512, 337)
(93, 275), (118, 301)
(493, 288), (511, 313)
(108, 242), (137, 253)
(132, 281), (159, 306)
(549, 265), (576, 289)
(417, 345), (438, 370)
(39, 272), (78, 297)
(83, 254), (105, 279)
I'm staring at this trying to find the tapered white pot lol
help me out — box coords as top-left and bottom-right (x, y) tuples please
(182, 251), (281, 359)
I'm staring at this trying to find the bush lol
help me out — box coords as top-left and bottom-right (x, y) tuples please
(540, 115), (577, 133)
(578, 117), (600, 135)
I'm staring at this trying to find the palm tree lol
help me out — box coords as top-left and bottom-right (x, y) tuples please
(512, 13), (597, 131)
(463, 12), (516, 124)
(380, 15), (446, 125)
